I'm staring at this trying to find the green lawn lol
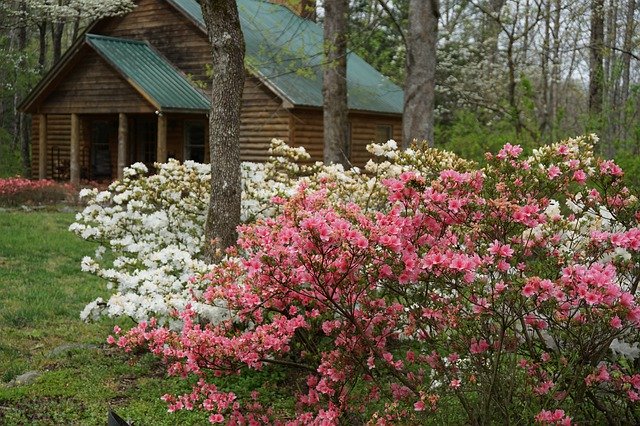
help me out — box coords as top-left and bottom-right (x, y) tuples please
(0, 211), (206, 425)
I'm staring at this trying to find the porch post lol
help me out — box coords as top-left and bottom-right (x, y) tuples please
(38, 114), (47, 179)
(117, 113), (128, 179)
(157, 113), (167, 163)
(70, 113), (80, 185)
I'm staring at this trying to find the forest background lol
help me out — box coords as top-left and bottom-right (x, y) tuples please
(0, 0), (638, 182)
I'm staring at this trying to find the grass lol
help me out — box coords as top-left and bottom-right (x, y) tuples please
(0, 209), (296, 424)
(0, 210), (212, 424)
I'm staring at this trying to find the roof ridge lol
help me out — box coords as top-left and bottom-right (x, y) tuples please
(85, 33), (148, 45)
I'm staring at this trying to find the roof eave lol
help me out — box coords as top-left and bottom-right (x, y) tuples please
(347, 108), (403, 117)
(289, 104), (403, 117)
(159, 107), (210, 114)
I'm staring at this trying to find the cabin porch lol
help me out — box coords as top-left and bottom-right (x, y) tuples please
(33, 112), (208, 184)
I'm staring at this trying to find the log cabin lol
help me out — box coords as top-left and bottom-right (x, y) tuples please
(19, 0), (404, 184)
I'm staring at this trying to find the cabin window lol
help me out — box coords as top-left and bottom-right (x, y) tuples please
(184, 122), (206, 163)
(375, 125), (392, 144)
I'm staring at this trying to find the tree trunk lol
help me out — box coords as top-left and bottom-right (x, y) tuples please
(506, 36), (522, 135)
(72, 16), (81, 40)
(540, 0), (551, 137)
(620, 0), (635, 106)
(588, 0), (605, 115)
(17, 0), (30, 174)
(403, 0), (439, 147)
(481, 0), (507, 61)
(322, 0), (349, 166)
(605, 0), (619, 134)
(549, 0), (561, 142)
(620, 0), (636, 141)
(38, 21), (47, 73)
(51, 20), (65, 64)
(200, 0), (246, 261)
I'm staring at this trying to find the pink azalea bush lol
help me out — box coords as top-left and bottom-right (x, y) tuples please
(0, 176), (75, 206)
(108, 135), (640, 424)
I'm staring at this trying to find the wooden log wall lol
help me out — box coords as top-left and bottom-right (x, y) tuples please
(30, 114), (71, 180)
(349, 113), (402, 167)
(95, 0), (212, 86)
(291, 109), (403, 167)
(290, 109), (324, 161)
(240, 77), (291, 162)
(40, 50), (155, 114)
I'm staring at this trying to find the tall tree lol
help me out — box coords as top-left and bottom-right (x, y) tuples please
(588, 0), (605, 115)
(16, 0), (31, 175)
(403, 0), (439, 147)
(620, 0), (636, 107)
(200, 0), (245, 260)
(322, 0), (349, 166)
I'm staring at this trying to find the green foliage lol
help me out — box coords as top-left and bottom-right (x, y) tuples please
(0, 134), (23, 179)
(347, 0), (407, 84)
(435, 110), (537, 165)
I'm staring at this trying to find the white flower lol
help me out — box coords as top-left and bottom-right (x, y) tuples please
(610, 338), (640, 360)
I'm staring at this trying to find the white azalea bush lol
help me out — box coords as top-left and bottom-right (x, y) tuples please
(72, 139), (473, 323)
(70, 160), (213, 322)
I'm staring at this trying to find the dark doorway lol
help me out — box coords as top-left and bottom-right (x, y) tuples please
(132, 117), (157, 169)
(91, 121), (113, 180)
(184, 121), (205, 163)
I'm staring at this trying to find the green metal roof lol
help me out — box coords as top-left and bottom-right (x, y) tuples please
(168, 0), (403, 114)
(86, 34), (211, 112)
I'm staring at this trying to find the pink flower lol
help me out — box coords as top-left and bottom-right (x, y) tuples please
(534, 380), (554, 395)
(572, 169), (587, 184)
(209, 414), (224, 423)
(414, 400), (426, 411)
(557, 144), (569, 155)
(547, 165), (561, 179)
(522, 283), (536, 297)
(470, 339), (490, 354)
(610, 316), (623, 329)
(489, 240), (514, 258)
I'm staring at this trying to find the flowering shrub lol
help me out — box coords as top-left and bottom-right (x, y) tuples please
(0, 176), (75, 206)
(106, 134), (640, 424)
(71, 139), (473, 322)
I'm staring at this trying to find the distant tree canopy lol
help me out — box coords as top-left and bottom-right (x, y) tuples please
(346, 0), (639, 156)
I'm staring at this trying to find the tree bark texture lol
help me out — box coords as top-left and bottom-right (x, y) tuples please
(51, 20), (64, 64)
(200, 0), (245, 260)
(481, 0), (507, 61)
(620, 0), (636, 106)
(588, 0), (605, 115)
(403, 0), (439, 147)
(322, 0), (349, 166)
(38, 21), (47, 73)
(17, 0), (30, 175)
